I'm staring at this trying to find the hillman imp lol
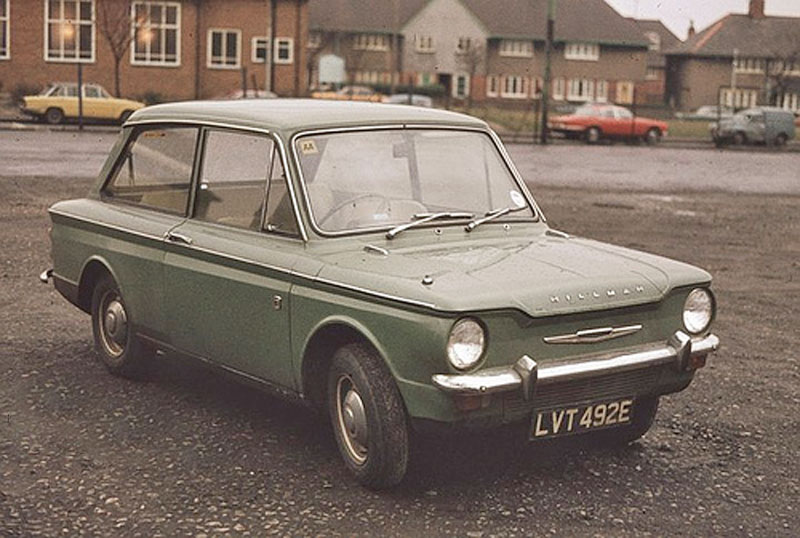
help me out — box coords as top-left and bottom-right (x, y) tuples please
(42, 100), (720, 488)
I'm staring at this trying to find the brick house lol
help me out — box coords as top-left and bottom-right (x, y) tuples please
(308, 0), (650, 106)
(629, 19), (681, 105)
(0, 0), (308, 101)
(665, 0), (800, 112)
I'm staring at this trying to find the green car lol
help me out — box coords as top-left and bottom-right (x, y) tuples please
(42, 100), (719, 488)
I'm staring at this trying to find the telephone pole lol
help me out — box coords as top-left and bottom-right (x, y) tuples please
(539, 0), (556, 145)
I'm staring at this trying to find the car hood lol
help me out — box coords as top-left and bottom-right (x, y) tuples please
(312, 229), (711, 317)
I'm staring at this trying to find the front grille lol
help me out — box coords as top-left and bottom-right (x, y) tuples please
(503, 366), (665, 422)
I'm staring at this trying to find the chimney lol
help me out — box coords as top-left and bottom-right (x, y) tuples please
(688, 20), (696, 38)
(749, 0), (765, 19)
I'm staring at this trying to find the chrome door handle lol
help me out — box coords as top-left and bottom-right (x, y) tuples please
(166, 231), (193, 245)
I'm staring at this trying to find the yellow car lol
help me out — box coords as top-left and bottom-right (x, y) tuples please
(311, 85), (383, 102)
(21, 82), (145, 125)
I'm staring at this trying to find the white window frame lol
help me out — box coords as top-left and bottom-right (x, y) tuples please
(567, 78), (593, 101)
(307, 31), (321, 49)
(645, 32), (660, 52)
(354, 33), (388, 51)
(453, 73), (470, 98)
(499, 39), (533, 58)
(274, 37), (293, 64)
(734, 57), (765, 74)
(0, 0), (9, 60)
(131, 1), (181, 67)
(553, 77), (565, 100)
(564, 42), (599, 61)
(780, 92), (799, 112)
(596, 80), (608, 102)
(501, 75), (528, 99)
(486, 75), (499, 98)
(721, 88), (758, 109)
(207, 28), (241, 69)
(44, 0), (96, 63)
(251, 36), (268, 63)
(456, 36), (471, 55)
(415, 35), (434, 53)
(646, 67), (659, 81)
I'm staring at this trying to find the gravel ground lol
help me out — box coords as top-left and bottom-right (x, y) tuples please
(1, 161), (798, 535)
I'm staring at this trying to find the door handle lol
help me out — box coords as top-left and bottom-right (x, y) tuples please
(166, 231), (193, 245)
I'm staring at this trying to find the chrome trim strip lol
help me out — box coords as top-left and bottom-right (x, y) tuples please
(543, 324), (643, 344)
(310, 275), (438, 309)
(363, 244), (389, 256)
(289, 124), (543, 239)
(432, 331), (720, 397)
(48, 209), (167, 243)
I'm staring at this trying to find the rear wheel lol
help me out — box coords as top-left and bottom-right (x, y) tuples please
(732, 131), (747, 146)
(90, 274), (150, 379)
(327, 343), (409, 488)
(775, 133), (788, 147)
(45, 107), (64, 125)
(585, 126), (601, 144)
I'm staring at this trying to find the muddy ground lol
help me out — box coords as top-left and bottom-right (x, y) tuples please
(0, 167), (798, 536)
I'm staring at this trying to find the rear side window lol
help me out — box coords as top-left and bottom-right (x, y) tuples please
(104, 126), (199, 215)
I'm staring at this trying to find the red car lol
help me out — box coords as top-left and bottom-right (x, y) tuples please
(549, 103), (668, 145)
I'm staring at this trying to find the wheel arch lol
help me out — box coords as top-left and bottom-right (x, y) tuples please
(77, 256), (121, 313)
(299, 317), (394, 411)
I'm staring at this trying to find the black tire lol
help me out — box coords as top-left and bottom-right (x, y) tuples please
(90, 274), (150, 379)
(45, 107), (64, 125)
(732, 131), (746, 146)
(585, 126), (601, 144)
(645, 127), (662, 146)
(775, 133), (788, 147)
(118, 110), (134, 124)
(594, 396), (660, 446)
(327, 343), (409, 488)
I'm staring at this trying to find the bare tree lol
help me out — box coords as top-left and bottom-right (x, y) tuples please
(456, 41), (485, 109)
(97, 0), (134, 97)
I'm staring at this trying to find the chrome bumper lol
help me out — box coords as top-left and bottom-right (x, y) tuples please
(432, 331), (720, 401)
(39, 268), (53, 284)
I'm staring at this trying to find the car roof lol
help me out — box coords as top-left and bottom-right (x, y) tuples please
(127, 98), (487, 135)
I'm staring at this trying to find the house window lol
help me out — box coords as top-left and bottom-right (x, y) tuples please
(615, 80), (635, 104)
(646, 67), (660, 81)
(734, 57), (765, 74)
(553, 77), (565, 100)
(415, 35), (434, 53)
(207, 29), (240, 68)
(645, 32), (661, 51)
(721, 88), (758, 109)
(499, 39), (533, 57)
(456, 37), (471, 54)
(307, 31), (322, 49)
(486, 75), (499, 97)
(781, 92), (799, 112)
(567, 78), (593, 101)
(501, 75), (527, 99)
(274, 37), (293, 64)
(132, 2), (180, 66)
(417, 72), (433, 86)
(596, 80), (608, 102)
(0, 0), (9, 59)
(353, 33), (388, 51)
(453, 73), (470, 98)
(564, 42), (599, 61)
(45, 0), (95, 62)
(252, 37), (268, 63)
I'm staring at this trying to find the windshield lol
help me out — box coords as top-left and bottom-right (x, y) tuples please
(296, 129), (535, 233)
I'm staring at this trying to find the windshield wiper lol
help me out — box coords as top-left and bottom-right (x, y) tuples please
(465, 205), (528, 232)
(386, 212), (474, 240)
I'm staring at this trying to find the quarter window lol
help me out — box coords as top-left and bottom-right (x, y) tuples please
(105, 127), (199, 215)
(131, 1), (180, 66)
(45, 0), (95, 62)
(208, 28), (240, 68)
(0, 0), (9, 60)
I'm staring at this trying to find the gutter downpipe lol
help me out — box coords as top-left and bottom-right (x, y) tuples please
(194, 0), (202, 99)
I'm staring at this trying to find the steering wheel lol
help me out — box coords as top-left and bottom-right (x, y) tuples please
(318, 193), (390, 227)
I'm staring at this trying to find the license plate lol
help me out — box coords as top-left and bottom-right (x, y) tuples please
(530, 398), (634, 440)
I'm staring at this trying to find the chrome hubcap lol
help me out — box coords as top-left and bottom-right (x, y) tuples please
(100, 292), (128, 357)
(336, 376), (368, 465)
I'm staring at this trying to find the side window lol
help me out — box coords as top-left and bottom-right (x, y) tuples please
(265, 150), (299, 236)
(84, 85), (101, 98)
(196, 129), (298, 234)
(104, 126), (198, 215)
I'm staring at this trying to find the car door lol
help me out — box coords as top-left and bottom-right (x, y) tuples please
(747, 110), (767, 142)
(163, 127), (302, 389)
(82, 84), (109, 119)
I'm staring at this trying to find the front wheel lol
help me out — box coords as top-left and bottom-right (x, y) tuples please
(774, 133), (788, 147)
(645, 128), (662, 146)
(732, 132), (747, 146)
(118, 110), (134, 124)
(327, 343), (409, 488)
(45, 107), (64, 125)
(91, 274), (150, 379)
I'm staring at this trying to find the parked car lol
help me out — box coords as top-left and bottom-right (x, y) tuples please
(382, 93), (434, 107)
(549, 103), (668, 145)
(311, 85), (383, 102)
(675, 105), (734, 121)
(216, 89), (278, 100)
(21, 82), (145, 125)
(41, 100), (719, 488)
(711, 107), (796, 146)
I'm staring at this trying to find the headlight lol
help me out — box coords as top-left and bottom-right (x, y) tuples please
(683, 288), (714, 334)
(446, 318), (486, 370)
